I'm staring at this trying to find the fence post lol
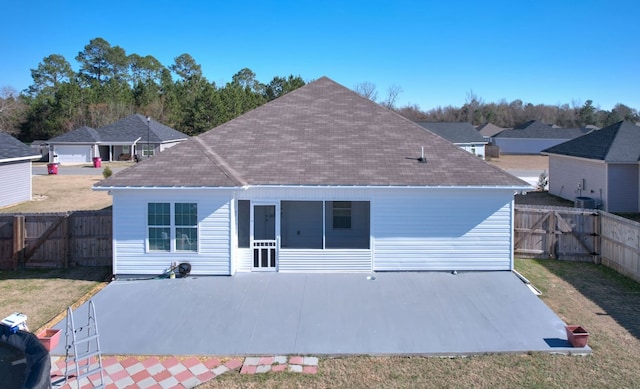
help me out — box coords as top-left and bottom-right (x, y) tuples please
(12, 215), (25, 270)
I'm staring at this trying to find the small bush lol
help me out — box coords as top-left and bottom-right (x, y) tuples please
(102, 166), (113, 178)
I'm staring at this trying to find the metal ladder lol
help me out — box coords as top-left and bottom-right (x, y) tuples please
(64, 300), (104, 388)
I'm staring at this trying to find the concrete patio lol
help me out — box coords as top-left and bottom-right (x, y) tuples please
(51, 271), (589, 356)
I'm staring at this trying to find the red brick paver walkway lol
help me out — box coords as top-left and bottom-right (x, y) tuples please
(51, 355), (319, 388)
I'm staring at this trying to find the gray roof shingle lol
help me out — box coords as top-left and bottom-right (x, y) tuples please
(47, 115), (188, 144)
(96, 77), (528, 189)
(477, 123), (506, 137)
(543, 121), (640, 162)
(416, 122), (487, 143)
(47, 126), (99, 143)
(0, 131), (41, 162)
(495, 120), (588, 139)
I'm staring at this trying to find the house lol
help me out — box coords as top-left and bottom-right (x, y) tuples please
(94, 77), (529, 276)
(542, 121), (640, 213)
(416, 122), (488, 159)
(0, 131), (41, 208)
(476, 123), (506, 141)
(493, 120), (589, 154)
(47, 114), (188, 164)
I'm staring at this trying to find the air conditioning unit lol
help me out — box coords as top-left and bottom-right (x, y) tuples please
(575, 196), (596, 209)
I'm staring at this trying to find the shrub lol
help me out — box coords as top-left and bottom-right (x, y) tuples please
(102, 166), (113, 178)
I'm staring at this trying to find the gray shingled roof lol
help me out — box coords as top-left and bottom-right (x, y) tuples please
(477, 123), (506, 137)
(416, 122), (487, 144)
(0, 131), (41, 162)
(96, 77), (528, 189)
(47, 126), (99, 143)
(542, 121), (640, 162)
(47, 115), (188, 144)
(495, 120), (588, 139)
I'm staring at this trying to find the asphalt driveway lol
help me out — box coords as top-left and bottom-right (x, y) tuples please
(51, 271), (588, 356)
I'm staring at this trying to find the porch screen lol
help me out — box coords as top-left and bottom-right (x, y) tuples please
(325, 201), (370, 249)
(281, 201), (323, 249)
(237, 200), (250, 248)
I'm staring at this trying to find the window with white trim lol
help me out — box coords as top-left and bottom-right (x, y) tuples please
(142, 144), (154, 157)
(147, 202), (198, 252)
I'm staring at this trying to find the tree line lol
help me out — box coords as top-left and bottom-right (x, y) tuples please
(393, 92), (639, 129)
(2, 37), (638, 142)
(1, 37), (305, 142)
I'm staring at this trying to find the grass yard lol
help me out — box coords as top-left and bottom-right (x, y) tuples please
(0, 266), (111, 332)
(199, 259), (640, 389)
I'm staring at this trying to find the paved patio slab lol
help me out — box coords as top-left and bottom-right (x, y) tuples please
(51, 271), (589, 356)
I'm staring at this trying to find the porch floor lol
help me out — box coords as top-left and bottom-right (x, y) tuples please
(51, 271), (588, 356)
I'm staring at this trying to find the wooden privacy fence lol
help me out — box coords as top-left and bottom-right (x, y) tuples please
(0, 210), (112, 270)
(515, 205), (640, 283)
(1, 206), (638, 283)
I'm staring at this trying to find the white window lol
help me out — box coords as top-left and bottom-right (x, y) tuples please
(142, 144), (154, 157)
(147, 202), (198, 252)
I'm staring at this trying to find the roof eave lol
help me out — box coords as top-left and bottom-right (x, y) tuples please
(0, 155), (42, 163)
(94, 183), (531, 191)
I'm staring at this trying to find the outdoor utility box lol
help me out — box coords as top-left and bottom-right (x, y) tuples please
(575, 196), (596, 209)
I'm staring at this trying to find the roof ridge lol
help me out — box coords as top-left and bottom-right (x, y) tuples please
(192, 136), (247, 187)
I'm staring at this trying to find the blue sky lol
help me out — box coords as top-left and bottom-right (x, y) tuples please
(3, 0), (639, 111)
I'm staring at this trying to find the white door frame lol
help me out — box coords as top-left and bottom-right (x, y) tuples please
(251, 202), (279, 271)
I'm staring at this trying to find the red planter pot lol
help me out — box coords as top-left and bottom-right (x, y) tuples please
(37, 328), (61, 352)
(566, 325), (589, 347)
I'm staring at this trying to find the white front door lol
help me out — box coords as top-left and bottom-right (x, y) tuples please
(252, 204), (278, 270)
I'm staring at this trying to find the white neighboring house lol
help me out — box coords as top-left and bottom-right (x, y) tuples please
(47, 115), (188, 164)
(494, 120), (590, 155)
(0, 131), (41, 208)
(543, 121), (640, 213)
(416, 122), (488, 159)
(94, 77), (529, 276)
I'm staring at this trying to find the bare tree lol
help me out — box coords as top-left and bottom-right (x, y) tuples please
(0, 86), (26, 135)
(381, 85), (403, 109)
(354, 82), (378, 102)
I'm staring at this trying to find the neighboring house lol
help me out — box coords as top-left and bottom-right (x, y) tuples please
(47, 115), (188, 164)
(0, 131), (41, 208)
(542, 121), (640, 213)
(416, 122), (488, 159)
(493, 120), (589, 154)
(95, 77), (529, 276)
(476, 123), (506, 142)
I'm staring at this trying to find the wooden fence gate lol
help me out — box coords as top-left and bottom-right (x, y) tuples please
(0, 210), (112, 270)
(514, 205), (600, 262)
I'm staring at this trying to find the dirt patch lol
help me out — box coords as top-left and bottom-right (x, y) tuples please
(487, 154), (549, 170)
(0, 175), (111, 213)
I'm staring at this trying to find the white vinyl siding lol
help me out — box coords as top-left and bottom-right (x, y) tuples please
(111, 185), (518, 275)
(548, 155), (607, 208)
(112, 189), (233, 275)
(0, 161), (32, 208)
(372, 189), (514, 271)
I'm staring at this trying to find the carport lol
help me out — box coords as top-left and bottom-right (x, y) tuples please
(51, 272), (589, 356)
